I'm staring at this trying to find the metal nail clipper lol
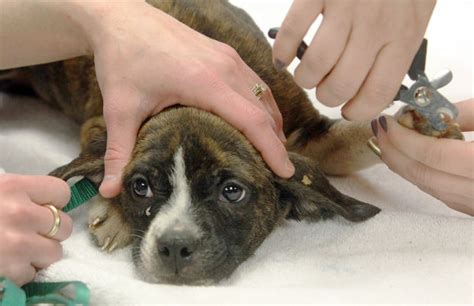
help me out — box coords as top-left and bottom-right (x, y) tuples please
(393, 39), (458, 131)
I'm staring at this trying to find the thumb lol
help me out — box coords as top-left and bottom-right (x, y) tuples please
(99, 90), (143, 198)
(455, 98), (474, 132)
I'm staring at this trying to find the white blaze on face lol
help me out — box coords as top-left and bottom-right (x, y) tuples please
(141, 147), (202, 266)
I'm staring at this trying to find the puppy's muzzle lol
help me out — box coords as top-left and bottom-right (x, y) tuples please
(157, 228), (199, 274)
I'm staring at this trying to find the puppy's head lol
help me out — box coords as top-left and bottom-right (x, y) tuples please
(52, 107), (379, 285)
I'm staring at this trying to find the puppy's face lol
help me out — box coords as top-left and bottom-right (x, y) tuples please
(121, 108), (280, 284)
(52, 107), (379, 285)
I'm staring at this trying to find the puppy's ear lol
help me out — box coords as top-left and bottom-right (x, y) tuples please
(49, 118), (106, 185)
(275, 153), (380, 222)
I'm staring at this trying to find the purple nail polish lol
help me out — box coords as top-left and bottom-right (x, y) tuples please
(379, 116), (388, 132)
(278, 130), (287, 143)
(296, 42), (308, 60)
(371, 119), (378, 136)
(268, 27), (279, 39)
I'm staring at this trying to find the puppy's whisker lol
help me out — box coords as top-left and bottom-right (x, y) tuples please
(131, 233), (145, 239)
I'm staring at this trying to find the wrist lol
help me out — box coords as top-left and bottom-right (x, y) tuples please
(58, 0), (151, 53)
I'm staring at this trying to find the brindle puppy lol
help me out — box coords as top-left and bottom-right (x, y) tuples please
(1, 0), (382, 285)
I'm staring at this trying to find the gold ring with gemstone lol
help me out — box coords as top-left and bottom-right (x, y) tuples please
(44, 204), (61, 238)
(251, 83), (266, 100)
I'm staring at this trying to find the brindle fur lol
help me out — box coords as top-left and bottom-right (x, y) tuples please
(1, 0), (381, 284)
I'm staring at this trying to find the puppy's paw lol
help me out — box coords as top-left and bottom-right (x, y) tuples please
(395, 105), (464, 140)
(88, 196), (132, 252)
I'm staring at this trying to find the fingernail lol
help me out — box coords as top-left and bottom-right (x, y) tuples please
(371, 119), (378, 136)
(102, 175), (117, 182)
(296, 42), (308, 60)
(286, 159), (295, 175)
(341, 112), (350, 121)
(278, 130), (287, 143)
(268, 27), (279, 39)
(274, 59), (286, 71)
(379, 116), (388, 132)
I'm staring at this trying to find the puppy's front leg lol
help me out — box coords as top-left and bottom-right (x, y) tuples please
(51, 115), (133, 252)
(88, 195), (132, 252)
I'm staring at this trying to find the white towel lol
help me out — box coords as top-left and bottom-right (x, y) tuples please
(0, 0), (472, 304)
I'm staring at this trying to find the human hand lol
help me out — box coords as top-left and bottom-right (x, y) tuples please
(64, 1), (293, 197)
(370, 99), (474, 216)
(272, 0), (436, 120)
(0, 174), (73, 285)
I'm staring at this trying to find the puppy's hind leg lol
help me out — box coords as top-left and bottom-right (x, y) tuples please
(286, 118), (380, 176)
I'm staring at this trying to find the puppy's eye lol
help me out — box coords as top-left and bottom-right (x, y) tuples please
(132, 176), (153, 198)
(219, 181), (246, 203)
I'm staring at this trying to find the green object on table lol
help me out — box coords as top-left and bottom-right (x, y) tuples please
(1, 277), (90, 306)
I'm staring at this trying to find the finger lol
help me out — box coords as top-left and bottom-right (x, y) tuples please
(235, 67), (285, 141)
(239, 63), (284, 135)
(272, 0), (323, 69)
(231, 69), (278, 129)
(294, 3), (352, 90)
(342, 41), (416, 120)
(182, 75), (294, 178)
(382, 116), (474, 179)
(455, 98), (474, 131)
(316, 27), (380, 106)
(237, 107), (293, 177)
(262, 89), (286, 142)
(35, 204), (73, 241)
(5, 264), (36, 286)
(376, 127), (474, 200)
(29, 235), (63, 269)
(6, 174), (71, 208)
(100, 87), (145, 198)
(2, 199), (73, 241)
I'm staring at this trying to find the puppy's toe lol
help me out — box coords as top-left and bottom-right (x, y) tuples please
(88, 196), (132, 252)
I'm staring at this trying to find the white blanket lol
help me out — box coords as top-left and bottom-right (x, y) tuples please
(0, 0), (472, 304)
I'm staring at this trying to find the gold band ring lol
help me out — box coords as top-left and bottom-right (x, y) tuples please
(367, 137), (381, 157)
(44, 204), (61, 238)
(251, 83), (266, 100)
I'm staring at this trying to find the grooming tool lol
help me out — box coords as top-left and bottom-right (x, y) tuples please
(267, 28), (458, 132)
(0, 277), (90, 306)
(394, 39), (458, 131)
(63, 177), (98, 212)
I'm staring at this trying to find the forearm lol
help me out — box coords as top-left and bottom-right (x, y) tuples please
(0, 0), (146, 69)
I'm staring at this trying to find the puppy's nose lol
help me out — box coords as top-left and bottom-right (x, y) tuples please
(157, 230), (198, 273)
